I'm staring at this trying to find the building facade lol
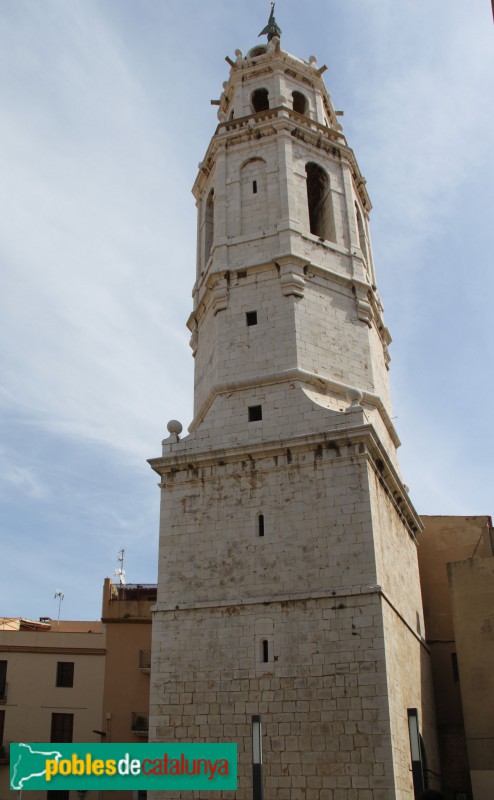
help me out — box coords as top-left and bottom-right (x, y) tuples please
(0, 581), (157, 800)
(0, 617), (105, 800)
(100, 579), (156, 800)
(149, 13), (439, 800)
(418, 515), (494, 800)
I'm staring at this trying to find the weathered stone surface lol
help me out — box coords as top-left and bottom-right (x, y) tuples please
(149, 32), (439, 800)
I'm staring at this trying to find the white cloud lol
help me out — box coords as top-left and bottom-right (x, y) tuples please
(0, 448), (48, 500)
(345, 2), (494, 253)
(0, 0), (196, 463)
(0, 1), (492, 617)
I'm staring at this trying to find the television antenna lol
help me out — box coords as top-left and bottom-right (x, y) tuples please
(54, 590), (64, 628)
(114, 548), (126, 586)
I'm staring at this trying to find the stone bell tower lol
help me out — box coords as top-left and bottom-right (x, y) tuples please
(149, 9), (439, 799)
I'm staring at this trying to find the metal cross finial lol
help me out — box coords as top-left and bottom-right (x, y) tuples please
(258, 2), (282, 42)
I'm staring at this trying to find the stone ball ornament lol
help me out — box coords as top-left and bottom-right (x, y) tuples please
(346, 387), (363, 406)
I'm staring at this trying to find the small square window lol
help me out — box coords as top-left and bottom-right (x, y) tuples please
(246, 311), (258, 326)
(248, 405), (262, 422)
(56, 662), (74, 688)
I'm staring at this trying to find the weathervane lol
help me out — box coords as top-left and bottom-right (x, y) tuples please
(258, 2), (282, 42)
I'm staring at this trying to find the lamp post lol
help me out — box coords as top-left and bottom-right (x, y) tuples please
(252, 714), (263, 800)
(407, 708), (426, 798)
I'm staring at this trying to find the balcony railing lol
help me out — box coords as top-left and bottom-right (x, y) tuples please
(110, 584), (157, 602)
(139, 650), (151, 672)
(131, 713), (149, 737)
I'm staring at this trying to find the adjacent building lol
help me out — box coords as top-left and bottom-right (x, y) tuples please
(418, 515), (494, 800)
(0, 580), (157, 800)
(0, 616), (105, 800)
(100, 579), (156, 800)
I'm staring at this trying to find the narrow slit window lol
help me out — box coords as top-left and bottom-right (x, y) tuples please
(451, 653), (459, 682)
(355, 202), (368, 261)
(262, 640), (269, 663)
(248, 405), (262, 422)
(204, 189), (214, 264)
(253, 180), (258, 194)
(246, 311), (258, 327)
(258, 514), (264, 537)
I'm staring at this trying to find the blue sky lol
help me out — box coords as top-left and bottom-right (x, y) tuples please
(1, 1), (493, 620)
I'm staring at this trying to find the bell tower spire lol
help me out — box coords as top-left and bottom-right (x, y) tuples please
(187, 19), (395, 467)
(150, 13), (439, 800)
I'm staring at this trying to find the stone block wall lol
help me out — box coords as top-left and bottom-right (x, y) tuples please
(151, 593), (396, 800)
(150, 427), (429, 799)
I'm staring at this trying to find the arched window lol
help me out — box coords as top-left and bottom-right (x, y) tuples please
(305, 163), (336, 242)
(204, 189), (214, 264)
(248, 45), (267, 59)
(292, 91), (308, 115)
(355, 202), (368, 261)
(251, 88), (269, 112)
(255, 618), (274, 671)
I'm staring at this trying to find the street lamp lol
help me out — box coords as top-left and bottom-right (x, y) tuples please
(252, 715), (263, 800)
(407, 708), (426, 798)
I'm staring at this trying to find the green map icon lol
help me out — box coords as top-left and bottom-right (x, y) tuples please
(11, 743), (63, 789)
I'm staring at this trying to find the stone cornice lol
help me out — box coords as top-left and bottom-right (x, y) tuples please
(186, 365), (400, 449)
(153, 583), (383, 613)
(228, 51), (326, 91)
(149, 424), (364, 473)
(151, 584), (429, 652)
(221, 48), (339, 126)
(148, 422), (420, 536)
(193, 108), (371, 212)
(101, 617), (151, 625)
(152, 585), (429, 652)
(191, 251), (379, 323)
